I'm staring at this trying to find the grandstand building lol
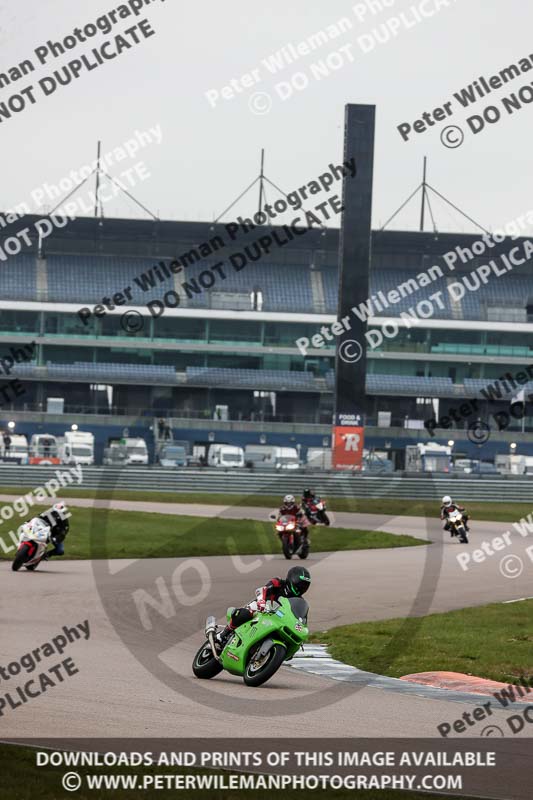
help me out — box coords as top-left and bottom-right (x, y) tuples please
(1, 212), (533, 462)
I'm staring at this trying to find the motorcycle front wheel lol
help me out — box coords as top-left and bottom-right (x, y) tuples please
(12, 544), (31, 572)
(244, 643), (287, 687)
(192, 641), (223, 679)
(282, 537), (293, 559)
(319, 512), (330, 526)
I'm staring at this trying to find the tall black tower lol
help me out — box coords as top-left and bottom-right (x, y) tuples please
(334, 104), (375, 425)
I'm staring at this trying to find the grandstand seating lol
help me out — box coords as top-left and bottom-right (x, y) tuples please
(366, 374), (454, 396)
(0, 255), (37, 300)
(4, 252), (533, 321)
(45, 255), (316, 312)
(46, 361), (177, 383)
(185, 366), (318, 390)
(15, 362), (529, 398)
(10, 355), (533, 400)
(326, 370), (460, 396)
(179, 261), (315, 311)
(46, 255), (170, 306)
(463, 377), (533, 398)
(365, 270), (453, 318)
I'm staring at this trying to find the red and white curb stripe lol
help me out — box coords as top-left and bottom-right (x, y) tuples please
(286, 644), (529, 710)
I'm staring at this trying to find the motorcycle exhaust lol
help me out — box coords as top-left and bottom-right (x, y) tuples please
(205, 616), (221, 661)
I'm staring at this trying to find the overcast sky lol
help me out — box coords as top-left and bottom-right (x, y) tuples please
(1, 0), (532, 234)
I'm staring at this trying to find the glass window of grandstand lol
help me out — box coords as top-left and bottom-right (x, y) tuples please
(371, 361), (421, 376)
(95, 347), (153, 365)
(370, 360), (483, 382)
(43, 346), (93, 365)
(151, 317), (206, 342)
(207, 355), (261, 369)
(428, 330), (533, 358)
(429, 329), (481, 356)
(367, 327), (427, 353)
(264, 323), (318, 347)
(208, 320), (261, 345)
(426, 363), (477, 382)
(261, 354), (311, 373)
(486, 331), (533, 357)
(0, 310), (39, 334)
(153, 351), (205, 369)
(44, 311), (96, 337)
(99, 315), (130, 338)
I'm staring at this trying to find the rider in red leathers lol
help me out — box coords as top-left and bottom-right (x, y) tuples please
(277, 493), (309, 538)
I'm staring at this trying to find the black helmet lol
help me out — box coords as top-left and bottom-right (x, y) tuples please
(302, 488), (313, 499)
(286, 566), (311, 596)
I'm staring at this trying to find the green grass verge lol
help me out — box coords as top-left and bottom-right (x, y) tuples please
(0, 745), (475, 800)
(0, 487), (529, 522)
(311, 600), (533, 684)
(0, 506), (425, 560)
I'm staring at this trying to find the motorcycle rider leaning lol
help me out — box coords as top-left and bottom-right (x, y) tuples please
(216, 567), (311, 649)
(39, 501), (70, 559)
(440, 495), (469, 534)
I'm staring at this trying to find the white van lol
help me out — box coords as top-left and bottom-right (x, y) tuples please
(207, 445), (245, 468)
(245, 445), (300, 470)
(272, 447), (300, 470)
(122, 438), (149, 465)
(60, 431), (94, 465)
(306, 448), (332, 469)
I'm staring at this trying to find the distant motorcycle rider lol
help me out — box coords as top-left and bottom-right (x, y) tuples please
(217, 567), (311, 648)
(277, 494), (308, 537)
(440, 495), (469, 534)
(40, 501), (70, 559)
(278, 494), (303, 518)
(301, 488), (317, 520)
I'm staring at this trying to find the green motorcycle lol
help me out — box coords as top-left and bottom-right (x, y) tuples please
(192, 596), (309, 687)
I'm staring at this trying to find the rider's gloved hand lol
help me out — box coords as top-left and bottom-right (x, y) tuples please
(264, 600), (273, 613)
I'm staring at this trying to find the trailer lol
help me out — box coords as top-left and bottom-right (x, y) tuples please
(405, 442), (451, 473)
(29, 434), (60, 465)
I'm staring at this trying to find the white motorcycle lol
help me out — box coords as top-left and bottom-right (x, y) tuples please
(12, 519), (51, 572)
(448, 508), (469, 544)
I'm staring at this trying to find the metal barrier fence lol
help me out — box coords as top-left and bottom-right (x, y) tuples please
(0, 466), (532, 502)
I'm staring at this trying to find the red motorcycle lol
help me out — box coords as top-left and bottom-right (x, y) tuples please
(273, 514), (309, 560)
(302, 496), (330, 526)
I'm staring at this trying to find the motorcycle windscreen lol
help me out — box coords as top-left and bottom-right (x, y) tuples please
(287, 597), (309, 622)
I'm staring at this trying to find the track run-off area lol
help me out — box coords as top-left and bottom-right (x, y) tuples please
(2, 498), (533, 748)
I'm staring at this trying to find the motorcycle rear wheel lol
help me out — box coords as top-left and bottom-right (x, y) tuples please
(244, 643), (287, 687)
(299, 541), (309, 559)
(192, 641), (223, 679)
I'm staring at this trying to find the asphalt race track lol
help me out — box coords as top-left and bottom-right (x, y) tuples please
(2, 501), (533, 749)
